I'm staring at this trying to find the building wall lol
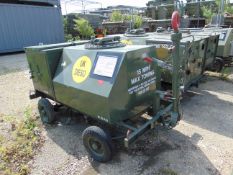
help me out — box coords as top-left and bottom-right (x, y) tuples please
(0, 3), (64, 53)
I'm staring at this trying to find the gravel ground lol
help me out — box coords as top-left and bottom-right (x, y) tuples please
(0, 54), (233, 175)
(29, 79), (233, 175)
(0, 71), (38, 116)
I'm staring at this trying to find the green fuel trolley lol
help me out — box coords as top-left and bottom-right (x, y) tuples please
(25, 12), (183, 162)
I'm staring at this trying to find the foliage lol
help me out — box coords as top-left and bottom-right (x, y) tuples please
(63, 16), (83, 41)
(201, 6), (214, 23)
(133, 15), (143, 29)
(110, 10), (124, 21)
(110, 10), (143, 29)
(74, 18), (94, 39)
(63, 17), (68, 35)
(201, 0), (233, 23)
(63, 17), (74, 41)
(0, 107), (43, 175)
(225, 0), (233, 14)
(65, 34), (73, 42)
(220, 67), (232, 81)
(157, 168), (178, 175)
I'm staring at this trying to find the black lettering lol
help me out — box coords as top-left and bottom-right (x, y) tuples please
(74, 68), (86, 77)
(80, 60), (86, 67)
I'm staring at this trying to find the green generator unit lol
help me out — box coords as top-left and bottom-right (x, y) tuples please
(146, 32), (207, 90)
(110, 29), (208, 90)
(181, 28), (221, 71)
(203, 28), (233, 66)
(25, 35), (182, 163)
(193, 33), (219, 71)
(182, 27), (233, 71)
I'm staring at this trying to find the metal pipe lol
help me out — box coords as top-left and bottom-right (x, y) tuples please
(171, 27), (182, 113)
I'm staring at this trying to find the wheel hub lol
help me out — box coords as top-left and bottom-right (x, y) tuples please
(89, 139), (103, 155)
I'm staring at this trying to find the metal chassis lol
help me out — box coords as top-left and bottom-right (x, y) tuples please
(117, 103), (174, 147)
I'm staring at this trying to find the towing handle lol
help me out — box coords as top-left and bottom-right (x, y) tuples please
(171, 11), (182, 114)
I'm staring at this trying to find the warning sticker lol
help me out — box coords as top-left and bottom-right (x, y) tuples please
(72, 56), (92, 83)
(121, 39), (133, 45)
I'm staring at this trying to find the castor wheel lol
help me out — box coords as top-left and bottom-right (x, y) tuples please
(82, 126), (114, 162)
(212, 57), (224, 72)
(38, 98), (55, 124)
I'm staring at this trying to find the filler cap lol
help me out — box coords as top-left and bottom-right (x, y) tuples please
(85, 36), (126, 49)
(124, 28), (148, 37)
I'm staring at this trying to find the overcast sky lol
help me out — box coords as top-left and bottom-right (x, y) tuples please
(61, 0), (149, 14)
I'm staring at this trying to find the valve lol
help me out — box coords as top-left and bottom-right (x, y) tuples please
(171, 11), (180, 32)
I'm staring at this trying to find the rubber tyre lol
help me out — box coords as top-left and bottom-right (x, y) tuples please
(213, 58), (224, 72)
(38, 98), (55, 124)
(82, 126), (113, 162)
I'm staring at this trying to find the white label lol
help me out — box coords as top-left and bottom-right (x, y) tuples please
(154, 44), (171, 49)
(94, 55), (118, 77)
(219, 32), (226, 40)
(128, 65), (156, 95)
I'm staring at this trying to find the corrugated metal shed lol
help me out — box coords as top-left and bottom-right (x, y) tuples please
(0, 3), (64, 53)
(19, 0), (60, 6)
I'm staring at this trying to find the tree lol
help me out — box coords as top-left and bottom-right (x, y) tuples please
(201, 0), (233, 23)
(110, 10), (123, 22)
(110, 10), (143, 29)
(63, 17), (73, 41)
(201, 6), (215, 23)
(133, 15), (143, 29)
(74, 18), (94, 39)
(225, 0), (233, 14)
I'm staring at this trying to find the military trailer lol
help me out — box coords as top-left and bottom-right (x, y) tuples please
(112, 29), (208, 90)
(182, 27), (232, 71)
(182, 30), (220, 71)
(203, 28), (233, 66)
(146, 32), (207, 90)
(26, 27), (183, 162)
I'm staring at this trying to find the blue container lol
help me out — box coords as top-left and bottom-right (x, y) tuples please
(0, 3), (64, 53)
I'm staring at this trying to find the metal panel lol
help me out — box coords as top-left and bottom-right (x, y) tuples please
(0, 3), (64, 53)
(19, 0), (60, 6)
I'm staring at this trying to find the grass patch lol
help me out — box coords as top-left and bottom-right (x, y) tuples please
(158, 168), (178, 175)
(0, 107), (43, 175)
(219, 67), (232, 81)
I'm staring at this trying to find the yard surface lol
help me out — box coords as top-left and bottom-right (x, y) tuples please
(0, 53), (233, 175)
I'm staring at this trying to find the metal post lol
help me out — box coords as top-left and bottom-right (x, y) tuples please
(171, 30), (182, 113)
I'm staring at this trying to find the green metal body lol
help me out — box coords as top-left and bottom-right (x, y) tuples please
(109, 31), (208, 90)
(25, 34), (182, 147)
(188, 31), (219, 70)
(184, 28), (233, 64)
(203, 28), (233, 59)
(26, 43), (163, 124)
(147, 33), (206, 89)
(25, 41), (88, 99)
(146, 1), (211, 28)
(53, 45), (158, 124)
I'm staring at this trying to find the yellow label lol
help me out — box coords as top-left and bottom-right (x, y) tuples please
(72, 56), (92, 83)
(156, 47), (170, 60)
(121, 39), (133, 45)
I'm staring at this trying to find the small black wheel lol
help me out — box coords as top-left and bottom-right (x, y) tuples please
(82, 126), (113, 162)
(212, 58), (224, 72)
(38, 98), (55, 124)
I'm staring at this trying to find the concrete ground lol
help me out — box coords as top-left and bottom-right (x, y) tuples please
(0, 53), (233, 175)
